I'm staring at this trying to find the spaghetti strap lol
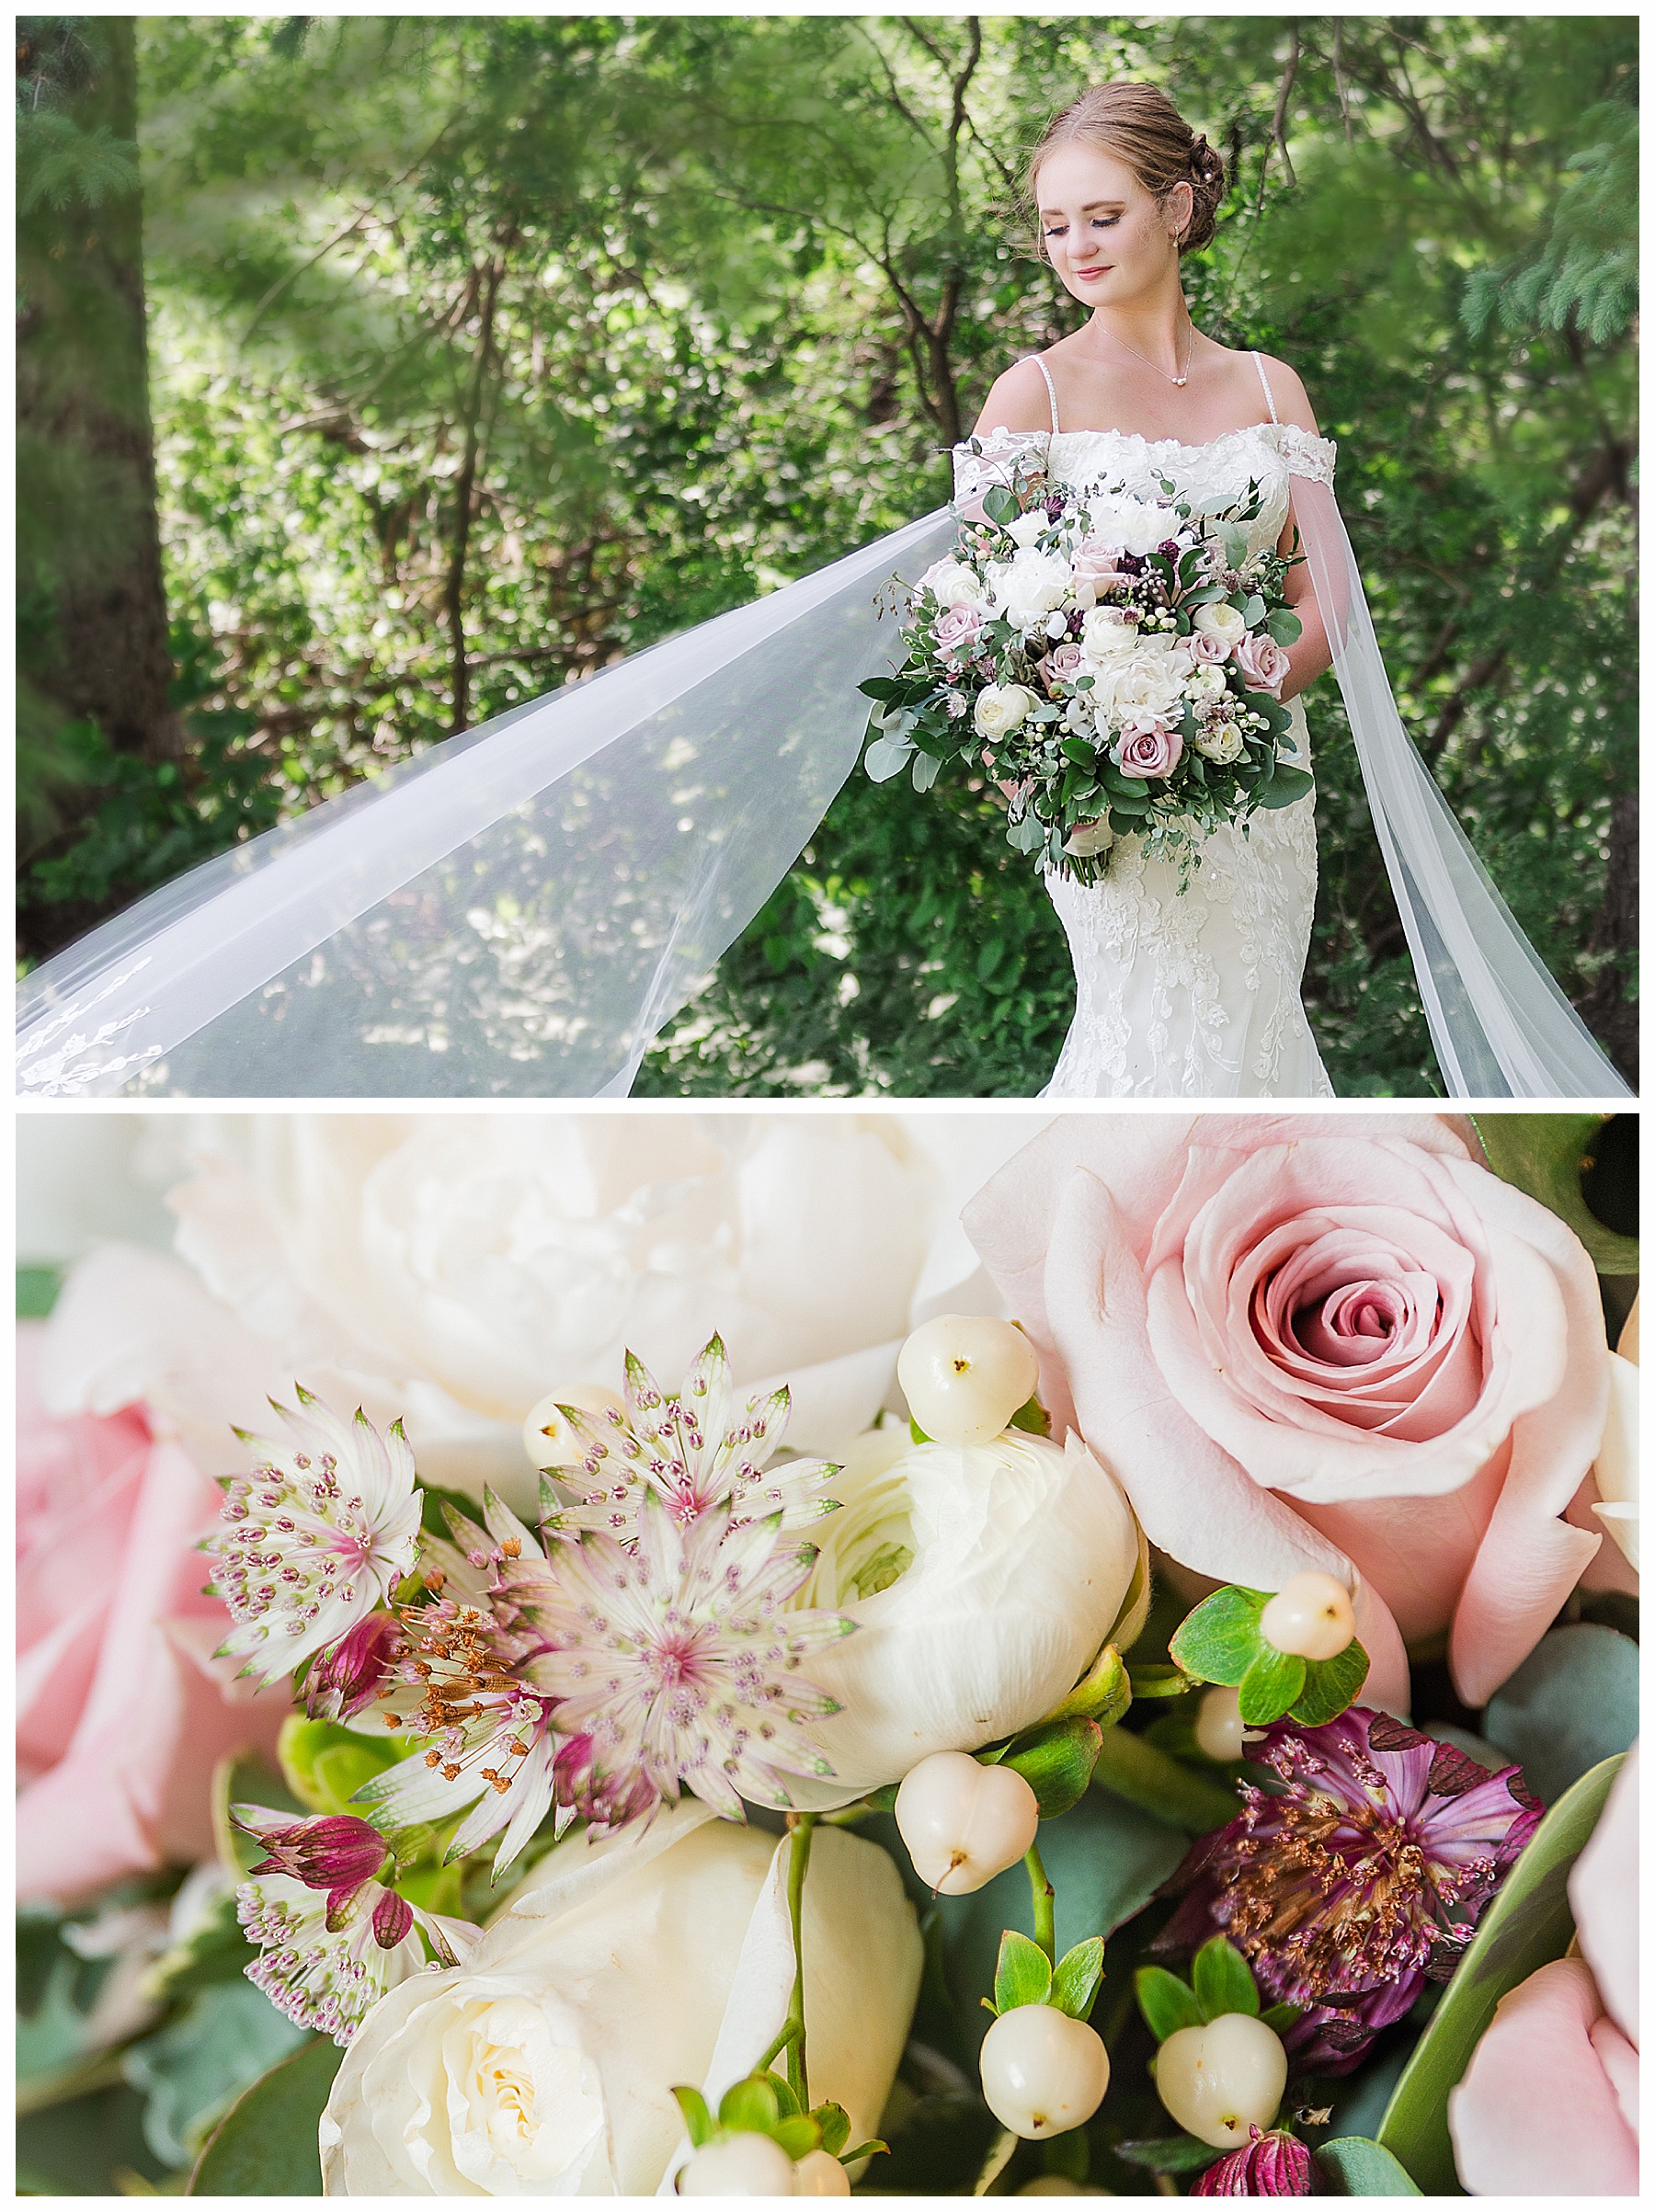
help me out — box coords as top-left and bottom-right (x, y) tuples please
(1029, 354), (1060, 434)
(1250, 349), (1280, 425)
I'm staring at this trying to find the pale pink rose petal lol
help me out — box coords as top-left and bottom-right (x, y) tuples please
(1449, 1957), (1638, 2195)
(1293, 1460), (1508, 1649)
(1033, 1167), (1410, 1713)
(1569, 1742), (1638, 2047)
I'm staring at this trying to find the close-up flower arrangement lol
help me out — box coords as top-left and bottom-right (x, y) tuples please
(17, 1109), (1638, 2196)
(860, 442), (1310, 884)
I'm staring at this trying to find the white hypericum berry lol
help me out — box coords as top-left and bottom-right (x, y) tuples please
(1193, 1685), (1246, 1762)
(1259, 1570), (1356, 1661)
(896, 1750), (1041, 1895)
(897, 1316), (1040, 1447)
(678, 2134), (798, 2195)
(979, 2005), (1111, 2139)
(793, 2148), (851, 2195)
(1154, 2013), (1288, 2149)
(521, 1385), (627, 1470)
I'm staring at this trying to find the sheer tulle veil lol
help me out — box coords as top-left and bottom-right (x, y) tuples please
(15, 451), (1627, 1100)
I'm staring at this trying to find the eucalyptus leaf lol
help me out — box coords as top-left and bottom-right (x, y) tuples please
(1375, 1754), (1625, 2194)
(1237, 1645), (1307, 1727)
(1192, 1935), (1259, 2022)
(1265, 607), (1304, 646)
(1169, 1585), (1267, 1687)
(863, 735), (916, 783)
(1481, 1625), (1638, 1804)
(1135, 1964), (1205, 2042)
(911, 747), (942, 792)
(188, 2035), (341, 2195)
(1472, 1113), (1638, 1273)
(994, 1929), (1054, 2014)
(128, 1980), (307, 2169)
(1317, 2137), (1421, 2195)
(1257, 763), (1315, 807)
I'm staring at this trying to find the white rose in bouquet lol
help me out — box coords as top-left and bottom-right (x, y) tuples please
(39, 1116), (934, 1507)
(1079, 606), (1139, 666)
(1193, 601), (1249, 650)
(788, 1426), (1144, 1804)
(1182, 662), (1230, 705)
(1088, 639), (1188, 729)
(987, 550), (1072, 629)
(1194, 721), (1247, 764)
(1085, 492), (1171, 559)
(919, 558), (991, 610)
(319, 1805), (920, 2195)
(1006, 509), (1052, 547)
(975, 683), (1040, 741)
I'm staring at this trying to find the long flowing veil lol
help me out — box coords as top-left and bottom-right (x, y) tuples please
(15, 454), (1628, 1100)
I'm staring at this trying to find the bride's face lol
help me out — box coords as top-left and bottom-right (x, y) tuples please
(1035, 141), (1191, 312)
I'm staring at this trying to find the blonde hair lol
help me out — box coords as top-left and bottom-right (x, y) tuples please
(1026, 84), (1227, 256)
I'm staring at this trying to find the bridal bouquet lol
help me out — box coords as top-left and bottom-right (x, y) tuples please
(17, 1112), (1639, 2197)
(862, 441), (1312, 885)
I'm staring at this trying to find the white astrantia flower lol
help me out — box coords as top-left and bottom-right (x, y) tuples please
(238, 1870), (479, 2046)
(786, 1425), (1145, 1805)
(207, 1389), (422, 1686)
(543, 1332), (840, 1545)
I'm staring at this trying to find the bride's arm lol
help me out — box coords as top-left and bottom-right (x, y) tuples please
(1255, 354), (1335, 701)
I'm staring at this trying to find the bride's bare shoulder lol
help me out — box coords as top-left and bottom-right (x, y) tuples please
(1238, 347), (1321, 435)
(971, 356), (1055, 438)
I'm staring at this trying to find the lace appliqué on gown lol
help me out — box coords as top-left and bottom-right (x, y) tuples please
(952, 419), (1337, 1099)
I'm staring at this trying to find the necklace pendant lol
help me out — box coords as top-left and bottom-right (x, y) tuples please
(1173, 375), (1188, 387)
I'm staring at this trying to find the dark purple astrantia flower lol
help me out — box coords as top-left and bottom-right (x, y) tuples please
(1156, 1708), (1541, 2072)
(233, 1806), (389, 1917)
(305, 1610), (403, 1722)
(1193, 2128), (1317, 2195)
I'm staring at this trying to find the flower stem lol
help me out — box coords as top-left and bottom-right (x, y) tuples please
(1025, 1838), (1056, 1964)
(784, 1812), (818, 2106)
(756, 2016), (803, 2072)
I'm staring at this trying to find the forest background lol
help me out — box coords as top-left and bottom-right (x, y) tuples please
(17, 12), (1638, 1095)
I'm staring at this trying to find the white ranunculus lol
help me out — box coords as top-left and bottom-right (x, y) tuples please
(1194, 722), (1246, 764)
(1182, 663), (1230, 704)
(919, 558), (991, 610)
(1087, 642), (1188, 728)
(988, 550), (1072, 628)
(38, 1117), (936, 1509)
(1085, 493), (1172, 559)
(789, 1426), (1143, 1805)
(975, 683), (1039, 742)
(318, 1805), (920, 2196)
(1006, 510), (1050, 548)
(1193, 601), (1248, 650)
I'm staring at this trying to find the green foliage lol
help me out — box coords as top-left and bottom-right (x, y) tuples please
(1481, 1625), (1639, 1805)
(1169, 1585), (1268, 1685)
(1463, 97), (1637, 346)
(1136, 1937), (1260, 2043)
(1375, 1754), (1626, 2194)
(1090, 1723), (1242, 1835)
(188, 2035), (341, 2195)
(1238, 1644), (1308, 1727)
(277, 1716), (408, 1819)
(1047, 1937), (1106, 2024)
(1001, 1717), (1105, 1819)
(123, 1980), (307, 2169)
(1170, 1582), (1370, 1727)
(1134, 1967), (1206, 2043)
(1473, 1112), (1639, 1273)
(1316, 2137), (1422, 2195)
(993, 1929), (1056, 2015)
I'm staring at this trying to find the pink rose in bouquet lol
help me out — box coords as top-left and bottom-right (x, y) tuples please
(935, 601), (985, 654)
(1235, 631), (1292, 697)
(17, 1322), (290, 1905)
(1449, 1743), (1638, 2194)
(1113, 717), (1184, 781)
(964, 1114), (1612, 1710)
(1042, 641), (1085, 689)
(1186, 628), (1232, 664)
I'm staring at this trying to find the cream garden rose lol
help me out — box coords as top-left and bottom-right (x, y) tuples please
(975, 683), (1040, 741)
(1193, 601), (1249, 650)
(319, 1806), (920, 2195)
(1194, 723), (1246, 764)
(919, 558), (991, 610)
(788, 1425), (1144, 1803)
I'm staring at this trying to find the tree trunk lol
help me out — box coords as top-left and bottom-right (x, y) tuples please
(17, 17), (181, 769)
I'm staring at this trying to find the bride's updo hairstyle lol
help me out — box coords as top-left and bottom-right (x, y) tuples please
(1027, 84), (1227, 255)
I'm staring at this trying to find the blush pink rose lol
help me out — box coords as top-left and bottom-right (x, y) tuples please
(1113, 718), (1183, 780)
(1449, 1744), (1638, 2194)
(1235, 631), (1292, 697)
(963, 1115), (1612, 1713)
(1043, 642), (1084, 688)
(17, 1321), (290, 1905)
(1187, 629), (1232, 664)
(934, 601), (984, 653)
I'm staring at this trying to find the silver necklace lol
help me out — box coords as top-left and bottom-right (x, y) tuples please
(1097, 314), (1195, 389)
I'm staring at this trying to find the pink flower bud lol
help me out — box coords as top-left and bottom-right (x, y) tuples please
(235, 1807), (390, 1895)
(307, 1613), (402, 1721)
(371, 1888), (416, 1949)
(1192, 2128), (1317, 2195)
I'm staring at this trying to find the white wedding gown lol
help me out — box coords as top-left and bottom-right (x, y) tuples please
(956, 356), (1336, 1098)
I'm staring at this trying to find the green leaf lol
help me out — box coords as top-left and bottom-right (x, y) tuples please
(1472, 1112), (1638, 1273)
(1289, 1636), (1370, 1727)
(1169, 1585), (1268, 1687)
(864, 734), (916, 783)
(1265, 607), (1304, 646)
(994, 1929), (1054, 2014)
(718, 2074), (782, 2134)
(1482, 1624), (1638, 1804)
(1043, 2127), (1090, 2183)
(1259, 2001), (1303, 2033)
(212, 1752), (305, 1876)
(17, 1263), (62, 1318)
(1375, 1754), (1626, 2194)
(419, 1480), (481, 1542)
(127, 1982), (307, 2169)
(772, 2114), (824, 2160)
(1256, 762), (1315, 806)
(1238, 1644), (1307, 1727)
(840, 2141), (888, 2165)
(1048, 1937), (1106, 2023)
(1135, 1964), (1205, 2042)
(1091, 1726), (1241, 1833)
(673, 2085), (714, 2149)
(1317, 2138), (1422, 2195)
(982, 486), (1017, 523)
(1125, 1663), (1193, 1700)
(188, 2035), (342, 2195)
(1114, 2135), (1222, 2173)
(1041, 1644), (1130, 1731)
(1003, 1716), (1104, 1818)
(1192, 1935), (1259, 2022)
(1008, 1391), (1053, 1438)
(144, 1887), (258, 2002)
(811, 2102), (850, 2157)
(277, 1716), (405, 1819)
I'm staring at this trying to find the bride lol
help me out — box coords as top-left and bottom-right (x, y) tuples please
(969, 85), (1336, 1098)
(15, 86), (1627, 1102)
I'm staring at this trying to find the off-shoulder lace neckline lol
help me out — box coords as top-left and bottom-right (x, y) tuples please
(968, 418), (1330, 461)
